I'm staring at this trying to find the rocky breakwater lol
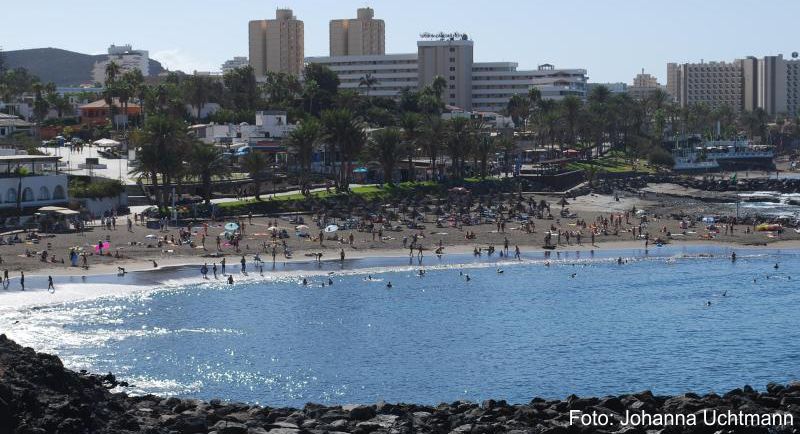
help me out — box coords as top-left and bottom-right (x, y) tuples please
(1, 335), (799, 434)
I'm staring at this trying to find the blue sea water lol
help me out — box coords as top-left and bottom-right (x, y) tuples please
(2, 246), (799, 407)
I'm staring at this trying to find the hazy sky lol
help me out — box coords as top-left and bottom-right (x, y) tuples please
(1, 0), (798, 83)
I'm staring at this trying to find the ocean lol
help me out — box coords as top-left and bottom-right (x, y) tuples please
(1, 246), (798, 407)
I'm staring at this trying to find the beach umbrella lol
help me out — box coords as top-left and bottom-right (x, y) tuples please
(224, 222), (240, 232)
(295, 225), (309, 234)
(324, 224), (339, 233)
(93, 138), (121, 147)
(267, 226), (279, 231)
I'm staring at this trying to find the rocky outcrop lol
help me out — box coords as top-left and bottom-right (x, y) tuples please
(0, 335), (797, 434)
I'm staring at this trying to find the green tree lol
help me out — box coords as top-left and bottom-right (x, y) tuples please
(223, 65), (259, 112)
(286, 118), (322, 195)
(321, 108), (366, 191)
(240, 151), (268, 200)
(184, 75), (212, 121)
(366, 127), (402, 185)
(400, 112), (421, 182)
(189, 141), (229, 204)
(505, 94), (530, 129)
(358, 73), (379, 98)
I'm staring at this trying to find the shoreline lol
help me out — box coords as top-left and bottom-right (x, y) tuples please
(18, 237), (800, 279)
(0, 240), (797, 312)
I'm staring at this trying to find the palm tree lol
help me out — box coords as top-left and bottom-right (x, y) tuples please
(13, 166), (29, 216)
(286, 118), (322, 195)
(189, 141), (229, 204)
(560, 95), (582, 148)
(241, 152), (268, 200)
(47, 93), (73, 118)
(431, 76), (447, 102)
(495, 135), (516, 177)
(129, 114), (189, 206)
(321, 108), (366, 191)
(474, 134), (496, 179)
(358, 73), (379, 98)
(400, 112), (421, 182)
(184, 75), (211, 121)
(421, 116), (444, 179)
(367, 128), (402, 185)
(445, 117), (471, 179)
(505, 94), (530, 129)
(105, 61), (121, 85)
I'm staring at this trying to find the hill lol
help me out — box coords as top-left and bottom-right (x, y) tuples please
(1, 47), (166, 86)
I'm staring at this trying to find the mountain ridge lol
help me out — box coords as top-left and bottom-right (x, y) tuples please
(2, 47), (166, 86)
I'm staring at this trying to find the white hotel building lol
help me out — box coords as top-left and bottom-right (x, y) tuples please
(306, 38), (587, 113)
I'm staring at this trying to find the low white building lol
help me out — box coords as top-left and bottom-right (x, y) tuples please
(0, 155), (69, 212)
(221, 57), (249, 74)
(191, 111), (296, 145)
(0, 114), (33, 138)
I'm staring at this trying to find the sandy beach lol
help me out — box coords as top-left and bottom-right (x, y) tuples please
(0, 190), (797, 282)
(0, 187), (800, 284)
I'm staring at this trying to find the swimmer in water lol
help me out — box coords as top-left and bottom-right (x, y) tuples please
(328, 278), (333, 285)
(152, 260), (158, 268)
(386, 281), (392, 288)
(227, 275), (234, 285)
(570, 273), (576, 278)
(465, 274), (471, 282)
(731, 252), (736, 261)
(496, 268), (504, 274)
(722, 290), (727, 297)
(774, 263), (779, 269)
(117, 267), (127, 275)
(302, 278), (308, 285)
(706, 300), (712, 307)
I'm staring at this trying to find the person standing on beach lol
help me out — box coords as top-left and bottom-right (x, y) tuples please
(221, 258), (226, 275)
(3, 269), (8, 287)
(212, 263), (218, 279)
(514, 245), (521, 260)
(20, 271), (24, 291)
(340, 249), (345, 262)
(240, 256), (246, 273)
(47, 276), (54, 293)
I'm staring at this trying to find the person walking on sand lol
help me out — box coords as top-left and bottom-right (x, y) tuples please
(240, 256), (247, 274)
(47, 276), (55, 293)
(514, 245), (521, 260)
(221, 258), (226, 275)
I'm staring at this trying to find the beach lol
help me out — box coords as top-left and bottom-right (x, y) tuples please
(2, 190), (798, 283)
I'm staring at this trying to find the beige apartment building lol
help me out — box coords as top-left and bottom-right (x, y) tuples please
(330, 7), (385, 57)
(668, 55), (800, 116)
(627, 69), (663, 100)
(669, 61), (744, 113)
(417, 37), (474, 110)
(249, 9), (304, 78)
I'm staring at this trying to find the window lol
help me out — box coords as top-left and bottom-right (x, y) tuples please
(449, 48), (455, 52)
(6, 188), (16, 203)
(38, 187), (50, 201)
(22, 188), (34, 202)
(53, 185), (66, 200)
(450, 67), (456, 71)
(450, 57), (456, 62)
(450, 93), (456, 98)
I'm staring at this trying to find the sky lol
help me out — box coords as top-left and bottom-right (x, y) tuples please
(1, 0), (799, 83)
